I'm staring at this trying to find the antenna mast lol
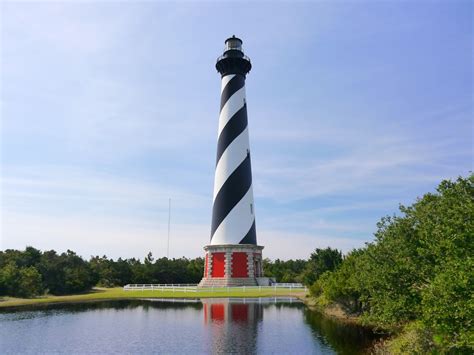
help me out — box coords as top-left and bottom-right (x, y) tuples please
(167, 198), (171, 258)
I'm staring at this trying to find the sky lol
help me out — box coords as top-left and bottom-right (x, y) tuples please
(1, 1), (472, 261)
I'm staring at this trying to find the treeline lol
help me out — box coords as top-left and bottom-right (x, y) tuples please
(310, 175), (473, 352)
(0, 245), (340, 298)
(2, 175), (470, 352)
(0, 249), (205, 297)
(263, 247), (342, 285)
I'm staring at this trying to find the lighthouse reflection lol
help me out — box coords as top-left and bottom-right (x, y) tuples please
(203, 298), (266, 354)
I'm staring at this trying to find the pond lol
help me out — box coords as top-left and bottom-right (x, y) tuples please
(0, 298), (379, 354)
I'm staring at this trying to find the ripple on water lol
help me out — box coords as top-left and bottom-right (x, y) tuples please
(0, 298), (379, 354)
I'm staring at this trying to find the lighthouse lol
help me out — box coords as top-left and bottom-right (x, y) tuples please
(199, 36), (265, 287)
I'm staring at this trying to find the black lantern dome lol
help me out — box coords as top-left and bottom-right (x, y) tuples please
(216, 35), (252, 77)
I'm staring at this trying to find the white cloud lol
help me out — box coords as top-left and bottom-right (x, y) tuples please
(252, 115), (468, 202)
(1, 165), (207, 208)
(258, 229), (363, 260)
(1, 210), (362, 261)
(1, 1), (471, 262)
(2, 2), (126, 57)
(1, 210), (209, 260)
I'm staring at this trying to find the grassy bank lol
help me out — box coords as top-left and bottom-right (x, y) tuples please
(302, 295), (368, 327)
(305, 297), (450, 354)
(0, 287), (307, 309)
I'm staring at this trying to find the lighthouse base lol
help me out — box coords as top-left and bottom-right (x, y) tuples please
(198, 244), (264, 288)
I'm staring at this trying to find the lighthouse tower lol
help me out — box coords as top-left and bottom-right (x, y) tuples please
(199, 36), (265, 287)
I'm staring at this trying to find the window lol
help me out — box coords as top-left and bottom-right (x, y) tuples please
(225, 38), (242, 51)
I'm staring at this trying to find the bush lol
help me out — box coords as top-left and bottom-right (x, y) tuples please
(421, 259), (474, 350)
(0, 263), (43, 298)
(17, 267), (43, 298)
(302, 247), (342, 285)
(313, 174), (473, 351)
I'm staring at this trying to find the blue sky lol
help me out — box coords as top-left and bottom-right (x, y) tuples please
(1, 1), (472, 260)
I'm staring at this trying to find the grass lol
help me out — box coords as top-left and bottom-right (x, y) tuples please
(0, 287), (308, 309)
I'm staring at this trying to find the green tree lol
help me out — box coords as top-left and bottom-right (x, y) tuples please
(61, 250), (94, 294)
(114, 258), (134, 285)
(313, 174), (474, 351)
(0, 262), (20, 296)
(37, 250), (65, 294)
(311, 249), (368, 314)
(303, 247), (342, 285)
(0, 262), (43, 298)
(421, 259), (473, 350)
(263, 258), (307, 282)
(17, 266), (43, 298)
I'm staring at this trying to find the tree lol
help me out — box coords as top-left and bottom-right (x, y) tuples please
(37, 250), (65, 294)
(0, 262), (20, 296)
(302, 247), (342, 285)
(36, 249), (95, 295)
(421, 259), (473, 350)
(312, 174), (474, 351)
(61, 250), (95, 294)
(0, 262), (43, 297)
(17, 267), (43, 298)
(263, 258), (307, 283)
(311, 249), (368, 314)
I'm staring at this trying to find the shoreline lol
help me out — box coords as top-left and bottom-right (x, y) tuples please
(0, 287), (380, 331)
(297, 295), (393, 355)
(0, 287), (380, 333)
(0, 287), (307, 310)
(2, 287), (389, 352)
(298, 294), (373, 328)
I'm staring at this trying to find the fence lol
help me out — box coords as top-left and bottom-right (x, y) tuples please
(123, 284), (307, 293)
(271, 283), (304, 288)
(123, 284), (198, 292)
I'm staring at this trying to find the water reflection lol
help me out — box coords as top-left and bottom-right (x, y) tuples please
(303, 307), (382, 354)
(0, 299), (203, 321)
(0, 298), (380, 354)
(203, 298), (264, 353)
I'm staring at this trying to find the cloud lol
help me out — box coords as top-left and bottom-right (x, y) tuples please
(1, 1), (471, 261)
(2, 2), (126, 57)
(258, 229), (363, 260)
(2, 165), (207, 206)
(1, 210), (210, 260)
(1, 210), (362, 261)
(251, 103), (471, 203)
(1, 163), (374, 260)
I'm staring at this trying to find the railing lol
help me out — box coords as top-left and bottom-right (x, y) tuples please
(124, 284), (198, 292)
(125, 284), (197, 288)
(216, 54), (251, 63)
(123, 284), (307, 293)
(271, 283), (304, 288)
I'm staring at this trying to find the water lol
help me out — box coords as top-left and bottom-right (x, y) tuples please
(0, 298), (379, 354)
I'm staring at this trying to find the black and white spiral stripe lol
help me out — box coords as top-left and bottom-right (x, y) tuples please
(210, 74), (257, 245)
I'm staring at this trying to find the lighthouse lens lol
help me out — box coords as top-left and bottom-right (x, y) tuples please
(225, 39), (242, 51)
